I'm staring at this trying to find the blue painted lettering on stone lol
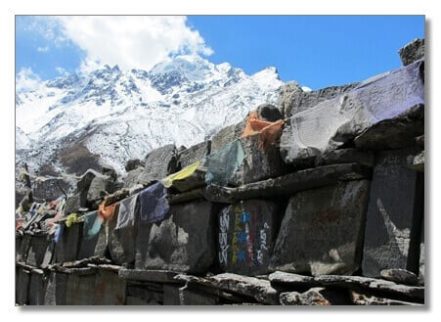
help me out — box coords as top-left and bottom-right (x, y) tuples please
(241, 212), (251, 223)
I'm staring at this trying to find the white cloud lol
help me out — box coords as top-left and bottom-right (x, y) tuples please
(16, 67), (42, 92)
(54, 16), (213, 71)
(55, 66), (68, 76)
(37, 46), (49, 52)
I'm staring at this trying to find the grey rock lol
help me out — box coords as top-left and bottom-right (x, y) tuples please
(32, 178), (70, 202)
(269, 271), (316, 287)
(280, 61), (424, 165)
(218, 200), (282, 276)
(280, 287), (347, 305)
(407, 150), (424, 172)
(86, 174), (115, 203)
(362, 148), (424, 278)
(209, 273), (279, 304)
(77, 219), (108, 260)
(101, 164), (117, 180)
(64, 193), (82, 214)
(229, 135), (288, 186)
(126, 283), (163, 305)
(315, 148), (375, 168)
(380, 269), (419, 286)
(204, 163), (371, 203)
(210, 121), (245, 153)
(54, 222), (82, 263)
(65, 268), (97, 305)
(256, 103), (283, 122)
(44, 271), (68, 305)
(107, 205), (136, 266)
(94, 269), (126, 305)
(16, 268), (30, 305)
(139, 144), (178, 185)
(399, 38), (424, 66)
(123, 166), (145, 188)
(270, 180), (370, 276)
(119, 268), (180, 283)
(354, 104), (424, 150)
(26, 234), (53, 268)
(28, 270), (47, 305)
(313, 275), (424, 302)
(350, 290), (422, 305)
(135, 200), (216, 274)
(277, 82), (358, 118)
(77, 169), (99, 192)
(125, 158), (143, 172)
(178, 141), (211, 168)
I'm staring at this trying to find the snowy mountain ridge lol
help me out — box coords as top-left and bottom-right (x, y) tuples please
(16, 54), (286, 175)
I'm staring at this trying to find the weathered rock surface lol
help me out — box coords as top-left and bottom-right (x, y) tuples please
(229, 135), (288, 186)
(203, 163), (371, 203)
(380, 269), (419, 286)
(138, 144), (178, 185)
(87, 174), (116, 204)
(280, 287), (348, 305)
(123, 166), (145, 188)
(280, 61), (424, 164)
(315, 148), (375, 168)
(399, 38), (424, 66)
(178, 141), (211, 168)
(32, 178), (70, 202)
(208, 273), (279, 304)
(136, 200), (216, 274)
(218, 200), (281, 276)
(277, 82), (358, 118)
(210, 121), (245, 153)
(125, 159), (143, 172)
(362, 148), (424, 278)
(270, 180), (370, 275)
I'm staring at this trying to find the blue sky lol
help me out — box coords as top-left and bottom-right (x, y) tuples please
(16, 16), (424, 90)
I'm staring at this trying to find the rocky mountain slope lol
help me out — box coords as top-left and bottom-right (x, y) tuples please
(16, 54), (286, 176)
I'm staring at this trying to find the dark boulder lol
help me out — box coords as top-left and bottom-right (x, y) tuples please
(178, 140), (211, 169)
(362, 148), (424, 278)
(138, 144), (178, 185)
(399, 38), (424, 66)
(277, 82), (358, 118)
(270, 180), (370, 276)
(32, 178), (70, 202)
(135, 200), (216, 274)
(280, 60), (424, 165)
(125, 158), (143, 172)
(210, 120), (245, 154)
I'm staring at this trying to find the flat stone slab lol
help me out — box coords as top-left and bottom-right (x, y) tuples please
(218, 200), (281, 276)
(269, 271), (424, 303)
(208, 273), (279, 304)
(204, 163), (371, 203)
(380, 268), (419, 286)
(270, 180), (370, 276)
(362, 148), (424, 278)
(175, 273), (279, 304)
(178, 141), (211, 169)
(280, 60), (424, 164)
(280, 287), (348, 305)
(135, 200), (216, 274)
(268, 271), (316, 287)
(119, 268), (181, 283)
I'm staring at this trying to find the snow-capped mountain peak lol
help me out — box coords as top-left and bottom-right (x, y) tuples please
(16, 54), (285, 175)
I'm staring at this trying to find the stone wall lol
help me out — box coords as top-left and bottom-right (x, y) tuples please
(15, 39), (425, 306)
